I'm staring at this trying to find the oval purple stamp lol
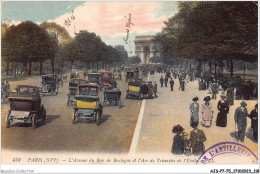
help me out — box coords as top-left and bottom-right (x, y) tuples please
(197, 142), (258, 164)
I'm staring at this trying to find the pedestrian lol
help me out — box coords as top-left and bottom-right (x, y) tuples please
(153, 81), (158, 98)
(189, 122), (206, 156)
(160, 76), (164, 87)
(111, 78), (117, 89)
(226, 86), (234, 106)
(234, 101), (248, 143)
(189, 97), (199, 127)
(182, 132), (191, 156)
(171, 125), (184, 155)
(147, 81), (154, 99)
(201, 96), (213, 127)
(180, 78), (186, 91)
(248, 104), (258, 142)
(211, 82), (218, 100)
(216, 95), (229, 127)
(169, 78), (174, 91)
(142, 82), (149, 99)
(165, 76), (168, 87)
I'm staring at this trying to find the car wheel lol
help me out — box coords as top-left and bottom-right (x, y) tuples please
(67, 100), (69, 106)
(32, 114), (37, 129)
(6, 116), (10, 128)
(72, 112), (77, 124)
(96, 112), (100, 126)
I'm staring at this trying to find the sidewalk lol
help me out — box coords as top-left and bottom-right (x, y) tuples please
(135, 73), (258, 154)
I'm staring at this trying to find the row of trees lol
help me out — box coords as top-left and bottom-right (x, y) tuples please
(2, 21), (125, 77)
(153, 1), (258, 77)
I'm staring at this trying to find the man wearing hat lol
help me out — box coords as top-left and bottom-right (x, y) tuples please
(171, 125), (184, 155)
(189, 97), (199, 127)
(160, 76), (164, 87)
(189, 122), (206, 155)
(234, 101), (248, 142)
(201, 96), (213, 127)
(248, 104), (258, 142)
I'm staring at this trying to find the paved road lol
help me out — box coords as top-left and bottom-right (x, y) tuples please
(1, 72), (146, 153)
(135, 72), (258, 155)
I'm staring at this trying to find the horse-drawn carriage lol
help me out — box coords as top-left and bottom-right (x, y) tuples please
(72, 84), (103, 125)
(40, 74), (58, 96)
(6, 85), (46, 129)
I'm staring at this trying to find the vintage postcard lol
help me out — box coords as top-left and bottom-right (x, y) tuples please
(1, 1), (259, 173)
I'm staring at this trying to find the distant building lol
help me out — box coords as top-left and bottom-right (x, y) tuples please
(134, 35), (157, 64)
(114, 45), (128, 59)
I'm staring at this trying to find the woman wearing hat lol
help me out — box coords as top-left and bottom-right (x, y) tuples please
(189, 97), (200, 127)
(234, 101), (248, 142)
(216, 94), (229, 127)
(201, 96), (214, 127)
(171, 125), (184, 155)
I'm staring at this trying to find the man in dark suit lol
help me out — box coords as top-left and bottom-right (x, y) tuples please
(189, 122), (206, 156)
(234, 101), (248, 143)
(170, 78), (174, 91)
(248, 104), (258, 142)
(160, 76), (164, 87)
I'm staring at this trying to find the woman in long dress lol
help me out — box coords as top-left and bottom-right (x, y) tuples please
(171, 125), (184, 155)
(216, 95), (229, 127)
(201, 96), (213, 127)
(189, 97), (199, 127)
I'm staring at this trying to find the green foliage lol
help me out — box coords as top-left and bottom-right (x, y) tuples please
(129, 56), (141, 64)
(155, 2), (257, 62)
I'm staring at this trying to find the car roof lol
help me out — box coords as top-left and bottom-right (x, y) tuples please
(78, 84), (99, 88)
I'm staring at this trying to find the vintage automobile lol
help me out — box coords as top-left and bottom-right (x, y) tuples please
(40, 74), (58, 96)
(67, 79), (88, 106)
(6, 86), (46, 129)
(88, 73), (101, 86)
(125, 71), (134, 82)
(103, 88), (121, 108)
(16, 85), (40, 95)
(124, 67), (133, 75)
(100, 72), (112, 89)
(126, 82), (142, 100)
(72, 84), (103, 125)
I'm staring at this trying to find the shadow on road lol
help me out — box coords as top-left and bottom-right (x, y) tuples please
(100, 114), (111, 125)
(245, 127), (257, 144)
(45, 115), (60, 124)
(230, 131), (238, 141)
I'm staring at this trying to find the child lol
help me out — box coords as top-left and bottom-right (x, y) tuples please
(182, 132), (191, 156)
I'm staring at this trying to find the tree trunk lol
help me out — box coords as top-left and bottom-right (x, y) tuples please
(209, 59), (212, 74)
(96, 61), (99, 70)
(197, 59), (202, 76)
(40, 59), (43, 75)
(214, 59), (217, 77)
(6, 63), (9, 76)
(230, 57), (234, 78)
(28, 61), (32, 75)
(50, 58), (55, 74)
(23, 63), (27, 76)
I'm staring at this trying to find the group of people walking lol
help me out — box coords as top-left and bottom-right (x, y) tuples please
(189, 95), (258, 143)
(171, 123), (206, 156)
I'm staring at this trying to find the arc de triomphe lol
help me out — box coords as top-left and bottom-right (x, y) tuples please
(134, 35), (156, 64)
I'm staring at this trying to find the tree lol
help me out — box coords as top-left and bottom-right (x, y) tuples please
(154, 2), (257, 77)
(2, 21), (55, 76)
(129, 56), (141, 64)
(40, 22), (71, 74)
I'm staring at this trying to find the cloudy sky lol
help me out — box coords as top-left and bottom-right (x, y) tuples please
(2, 1), (178, 56)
